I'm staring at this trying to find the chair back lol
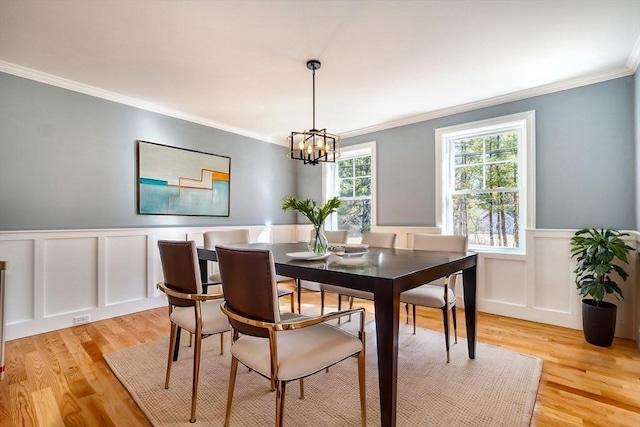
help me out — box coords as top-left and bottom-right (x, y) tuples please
(361, 231), (397, 248)
(157, 240), (203, 307)
(324, 230), (348, 244)
(412, 234), (467, 253)
(204, 229), (250, 247)
(215, 246), (280, 338)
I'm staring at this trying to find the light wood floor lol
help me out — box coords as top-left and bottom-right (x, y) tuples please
(1, 286), (639, 427)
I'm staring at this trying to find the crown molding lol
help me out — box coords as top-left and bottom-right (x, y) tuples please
(340, 66), (636, 140)
(627, 36), (640, 72)
(0, 61), (278, 145)
(1, 60), (634, 145)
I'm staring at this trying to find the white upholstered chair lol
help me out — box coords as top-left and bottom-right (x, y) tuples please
(156, 240), (231, 422)
(400, 233), (468, 362)
(324, 230), (349, 246)
(215, 245), (366, 427)
(204, 229), (296, 312)
(319, 231), (397, 316)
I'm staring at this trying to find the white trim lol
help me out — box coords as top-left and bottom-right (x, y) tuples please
(0, 61), (277, 145)
(525, 113), (536, 229)
(626, 36), (640, 72)
(435, 111), (536, 252)
(2, 60), (634, 147)
(341, 67), (633, 139)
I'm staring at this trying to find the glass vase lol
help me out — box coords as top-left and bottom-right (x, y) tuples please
(308, 225), (329, 254)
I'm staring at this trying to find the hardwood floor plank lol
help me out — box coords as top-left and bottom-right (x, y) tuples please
(537, 383), (640, 427)
(89, 359), (152, 427)
(5, 382), (38, 427)
(31, 387), (64, 427)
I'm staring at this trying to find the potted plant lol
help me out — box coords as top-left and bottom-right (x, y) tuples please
(570, 228), (635, 347)
(282, 196), (341, 254)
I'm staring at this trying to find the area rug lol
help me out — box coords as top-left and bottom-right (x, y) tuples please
(104, 322), (542, 426)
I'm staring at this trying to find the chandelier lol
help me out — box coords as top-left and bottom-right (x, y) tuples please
(287, 60), (340, 165)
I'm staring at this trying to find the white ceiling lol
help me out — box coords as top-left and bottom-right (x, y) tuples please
(1, 0), (639, 145)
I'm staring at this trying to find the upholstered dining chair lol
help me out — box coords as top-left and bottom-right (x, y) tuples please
(204, 229), (296, 312)
(400, 233), (468, 363)
(323, 229), (349, 246)
(156, 240), (231, 423)
(319, 231), (397, 317)
(215, 245), (367, 427)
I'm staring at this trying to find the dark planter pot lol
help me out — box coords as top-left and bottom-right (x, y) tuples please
(582, 299), (617, 347)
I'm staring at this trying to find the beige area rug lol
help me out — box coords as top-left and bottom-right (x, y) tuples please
(104, 321), (542, 427)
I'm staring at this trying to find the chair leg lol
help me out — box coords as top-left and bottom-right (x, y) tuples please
(348, 296), (354, 322)
(224, 356), (239, 427)
(165, 322), (178, 388)
(452, 304), (458, 344)
(290, 292), (295, 313)
(320, 290), (326, 316)
(275, 380), (287, 427)
(405, 303), (409, 325)
(357, 349), (367, 427)
(412, 304), (417, 335)
(189, 332), (202, 422)
(442, 306), (450, 363)
(299, 378), (304, 399)
(220, 332), (224, 355)
(296, 279), (302, 314)
(337, 294), (342, 324)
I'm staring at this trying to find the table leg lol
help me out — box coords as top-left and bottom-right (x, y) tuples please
(198, 258), (208, 284)
(462, 265), (477, 359)
(173, 327), (182, 361)
(373, 280), (400, 427)
(296, 279), (302, 314)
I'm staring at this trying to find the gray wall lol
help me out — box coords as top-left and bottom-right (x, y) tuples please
(0, 73), (299, 231)
(331, 76), (636, 230)
(1, 73), (636, 232)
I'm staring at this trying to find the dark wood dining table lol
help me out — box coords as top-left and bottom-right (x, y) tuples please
(197, 242), (478, 427)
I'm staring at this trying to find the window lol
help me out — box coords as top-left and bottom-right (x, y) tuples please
(323, 141), (376, 239)
(436, 112), (535, 251)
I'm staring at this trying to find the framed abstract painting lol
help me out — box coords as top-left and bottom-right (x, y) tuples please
(137, 140), (230, 216)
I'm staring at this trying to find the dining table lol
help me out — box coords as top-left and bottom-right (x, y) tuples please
(197, 241), (478, 427)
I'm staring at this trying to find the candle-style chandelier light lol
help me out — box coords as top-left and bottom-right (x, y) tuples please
(287, 60), (340, 165)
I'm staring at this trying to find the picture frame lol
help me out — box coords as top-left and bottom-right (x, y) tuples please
(136, 140), (230, 216)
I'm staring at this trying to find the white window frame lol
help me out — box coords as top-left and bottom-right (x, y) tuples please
(435, 111), (535, 253)
(322, 141), (377, 232)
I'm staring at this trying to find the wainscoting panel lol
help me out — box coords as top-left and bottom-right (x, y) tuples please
(0, 225), (299, 340)
(0, 226), (637, 342)
(105, 235), (147, 306)
(44, 237), (98, 317)
(0, 239), (34, 324)
(531, 233), (573, 313)
(482, 256), (526, 306)
(374, 227), (638, 342)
